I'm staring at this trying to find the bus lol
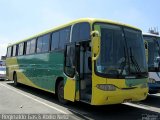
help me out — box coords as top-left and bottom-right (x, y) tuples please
(143, 33), (160, 94)
(6, 18), (148, 105)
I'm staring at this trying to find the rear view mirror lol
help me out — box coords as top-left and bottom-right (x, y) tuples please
(91, 30), (101, 60)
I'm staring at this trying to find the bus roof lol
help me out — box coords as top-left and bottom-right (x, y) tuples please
(143, 32), (160, 37)
(8, 18), (141, 47)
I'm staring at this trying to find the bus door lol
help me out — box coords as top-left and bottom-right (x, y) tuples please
(144, 40), (148, 63)
(64, 43), (80, 101)
(79, 42), (92, 102)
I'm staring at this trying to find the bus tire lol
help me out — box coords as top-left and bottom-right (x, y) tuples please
(57, 80), (68, 104)
(13, 73), (19, 86)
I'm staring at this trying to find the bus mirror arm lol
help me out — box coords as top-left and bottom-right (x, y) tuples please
(91, 30), (101, 61)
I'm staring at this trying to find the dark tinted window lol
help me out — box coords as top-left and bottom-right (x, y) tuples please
(59, 27), (71, 49)
(37, 34), (50, 53)
(72, 22), (90, 42)
(18, 43), (24, 56)
(51, 31), (59, 50)
(12, 45), (17, 56)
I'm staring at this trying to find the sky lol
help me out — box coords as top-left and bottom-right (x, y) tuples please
(0, 0), (160, 57)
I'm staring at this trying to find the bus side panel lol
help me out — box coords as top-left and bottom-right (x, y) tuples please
(14, 51), (65, 93)
(6, 57), (19, 80)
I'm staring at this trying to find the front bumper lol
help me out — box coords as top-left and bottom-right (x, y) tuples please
(91, 87), (148, 105)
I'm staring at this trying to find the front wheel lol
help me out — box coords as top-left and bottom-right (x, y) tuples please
(57, 81), (68, 104)
(13, 73), (19, 86)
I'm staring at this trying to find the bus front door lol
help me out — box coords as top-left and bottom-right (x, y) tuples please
(64, 43), (79, 102)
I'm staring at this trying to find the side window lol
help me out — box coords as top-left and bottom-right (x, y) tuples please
(42, 34), (49, 52)
(51, 31), (59, 51)
(30, 39), (36, 54)
(37, 34), (50, 53)
(26, 41), (31, 55)
(59, 27), (71, 49)
(12, 45), (17, 57)
(37, 37), (43, 53)
(72, 22), (90, 42)
(7, 47), (12, 57)
(18, 43), (24, 56)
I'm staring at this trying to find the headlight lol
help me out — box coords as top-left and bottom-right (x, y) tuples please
(96, 84), (116, 91)
(148, 78), (156, 83)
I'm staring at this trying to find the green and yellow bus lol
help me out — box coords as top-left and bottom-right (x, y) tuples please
(6, 18), (148, 105)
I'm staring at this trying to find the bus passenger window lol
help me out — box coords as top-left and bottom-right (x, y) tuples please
(51, 31), (59, 51)
(42, 34), (49, 52)
(72, 22), (90, 42)
(18, 43), (24, 56)
(37, 34), (50, 53)
(37, 37), (43, 53)
(59, 27), (71, 50)
(30, 39), (36, 54)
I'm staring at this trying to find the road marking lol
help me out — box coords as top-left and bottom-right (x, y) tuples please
(0, 83), (67, 114)
(153, 94), (160, 97)
(1, 82), (160, 119)
(123, 102), (160, 113)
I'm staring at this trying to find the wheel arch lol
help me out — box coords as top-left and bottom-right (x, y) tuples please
(55, 76), (64, 95)
(13, 71), (17, 79)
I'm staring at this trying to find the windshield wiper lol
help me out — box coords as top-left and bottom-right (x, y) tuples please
(129, 47), (141, 73)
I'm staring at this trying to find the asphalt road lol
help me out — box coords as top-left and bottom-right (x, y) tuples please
(0, 80), (160, 120)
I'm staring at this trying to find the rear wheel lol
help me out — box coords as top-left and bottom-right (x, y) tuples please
(57, 81), (68, 104)
(13, 73), (19, 86)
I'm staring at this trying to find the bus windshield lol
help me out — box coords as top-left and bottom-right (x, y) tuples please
(95, 23), (148, 78)
(144, 36), (160, 72)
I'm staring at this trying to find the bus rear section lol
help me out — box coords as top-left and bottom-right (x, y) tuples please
(143, 33), (160, 94)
